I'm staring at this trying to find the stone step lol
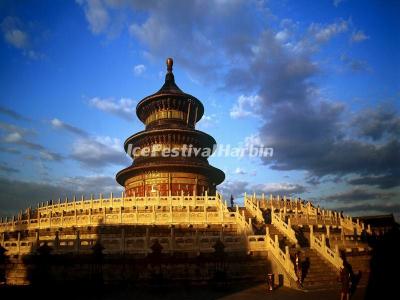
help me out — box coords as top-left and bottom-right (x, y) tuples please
(296, 248), (339, 290)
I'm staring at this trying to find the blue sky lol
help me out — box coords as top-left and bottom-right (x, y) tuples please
(0, 0), (399, 218)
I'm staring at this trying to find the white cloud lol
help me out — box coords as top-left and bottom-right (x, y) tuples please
(234, 167), (246, 175)
(340, 54), (371, 72)
(0, 162), (19, 174)
(0, 176), (123, 216)
(197, 114), (218, 129)
(309, 20), (349, 43)
(1, 17), (29, 49)
(243, 134), (264, 148)
(71, 135), (128, 168)
(351, 30), (369, 43)
(61, 175), (123, 194)
(129, 17), (169, 52)
(40, 150), (64, 161)
(1, 16), (44, 59)
(252, 182), (307, 195)
(218, 180), (249, 199)
(0, 121), (64, 163)
(275, 29), (290, 42)
(76, 0), (128, 38)
(4, 28), (28, 49)
(333, 0), (346, 7)
(51, 118), (88, 136)
(4, 132), (23, 143)
(94, 135), (122, 152)
(218, 180), (306, 199)
(51, 118), (63, 127)
(76, 0), (110, 35)
(50, 118), (125, 167)
(133, 64), (146, 76)
(0, 106), (31, 121)
(0, 121), (34, 135)
(89, 97), (136, 121)
(230, 95), (262, 119)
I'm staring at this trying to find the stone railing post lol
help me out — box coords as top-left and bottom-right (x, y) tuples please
(262, 192), (265, 208)
(17, 231), (21, 254)
(309, 225), (314, 247)
(75, 230), (80, 253)
(54, 231), (59, 251)
(37, 213), (41, 229)
(49, 211), (52, 228)
(285, 246), (290, 268)
(340, 225), (344, 241)
(35, 231), (40, 250)
(269, 194), (273, 210)
(27, 207), (31, 228)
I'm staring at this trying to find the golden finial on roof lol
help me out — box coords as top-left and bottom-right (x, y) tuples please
(166, 57), (173, 72)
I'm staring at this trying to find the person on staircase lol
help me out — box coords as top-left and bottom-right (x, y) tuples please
(294, 251), (303, 287)
(339, 264), (351, 300)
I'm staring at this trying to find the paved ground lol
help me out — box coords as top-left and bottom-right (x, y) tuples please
(102, 284), (366, 300)
(218, 285), (366, 300)
(1, 284), (366, 300)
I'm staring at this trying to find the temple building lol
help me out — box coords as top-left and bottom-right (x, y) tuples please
(0, 59), (380, 292)
(116, 58), (224, 197)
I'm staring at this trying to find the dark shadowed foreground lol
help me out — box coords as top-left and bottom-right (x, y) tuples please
(0, 284), (366, 300)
